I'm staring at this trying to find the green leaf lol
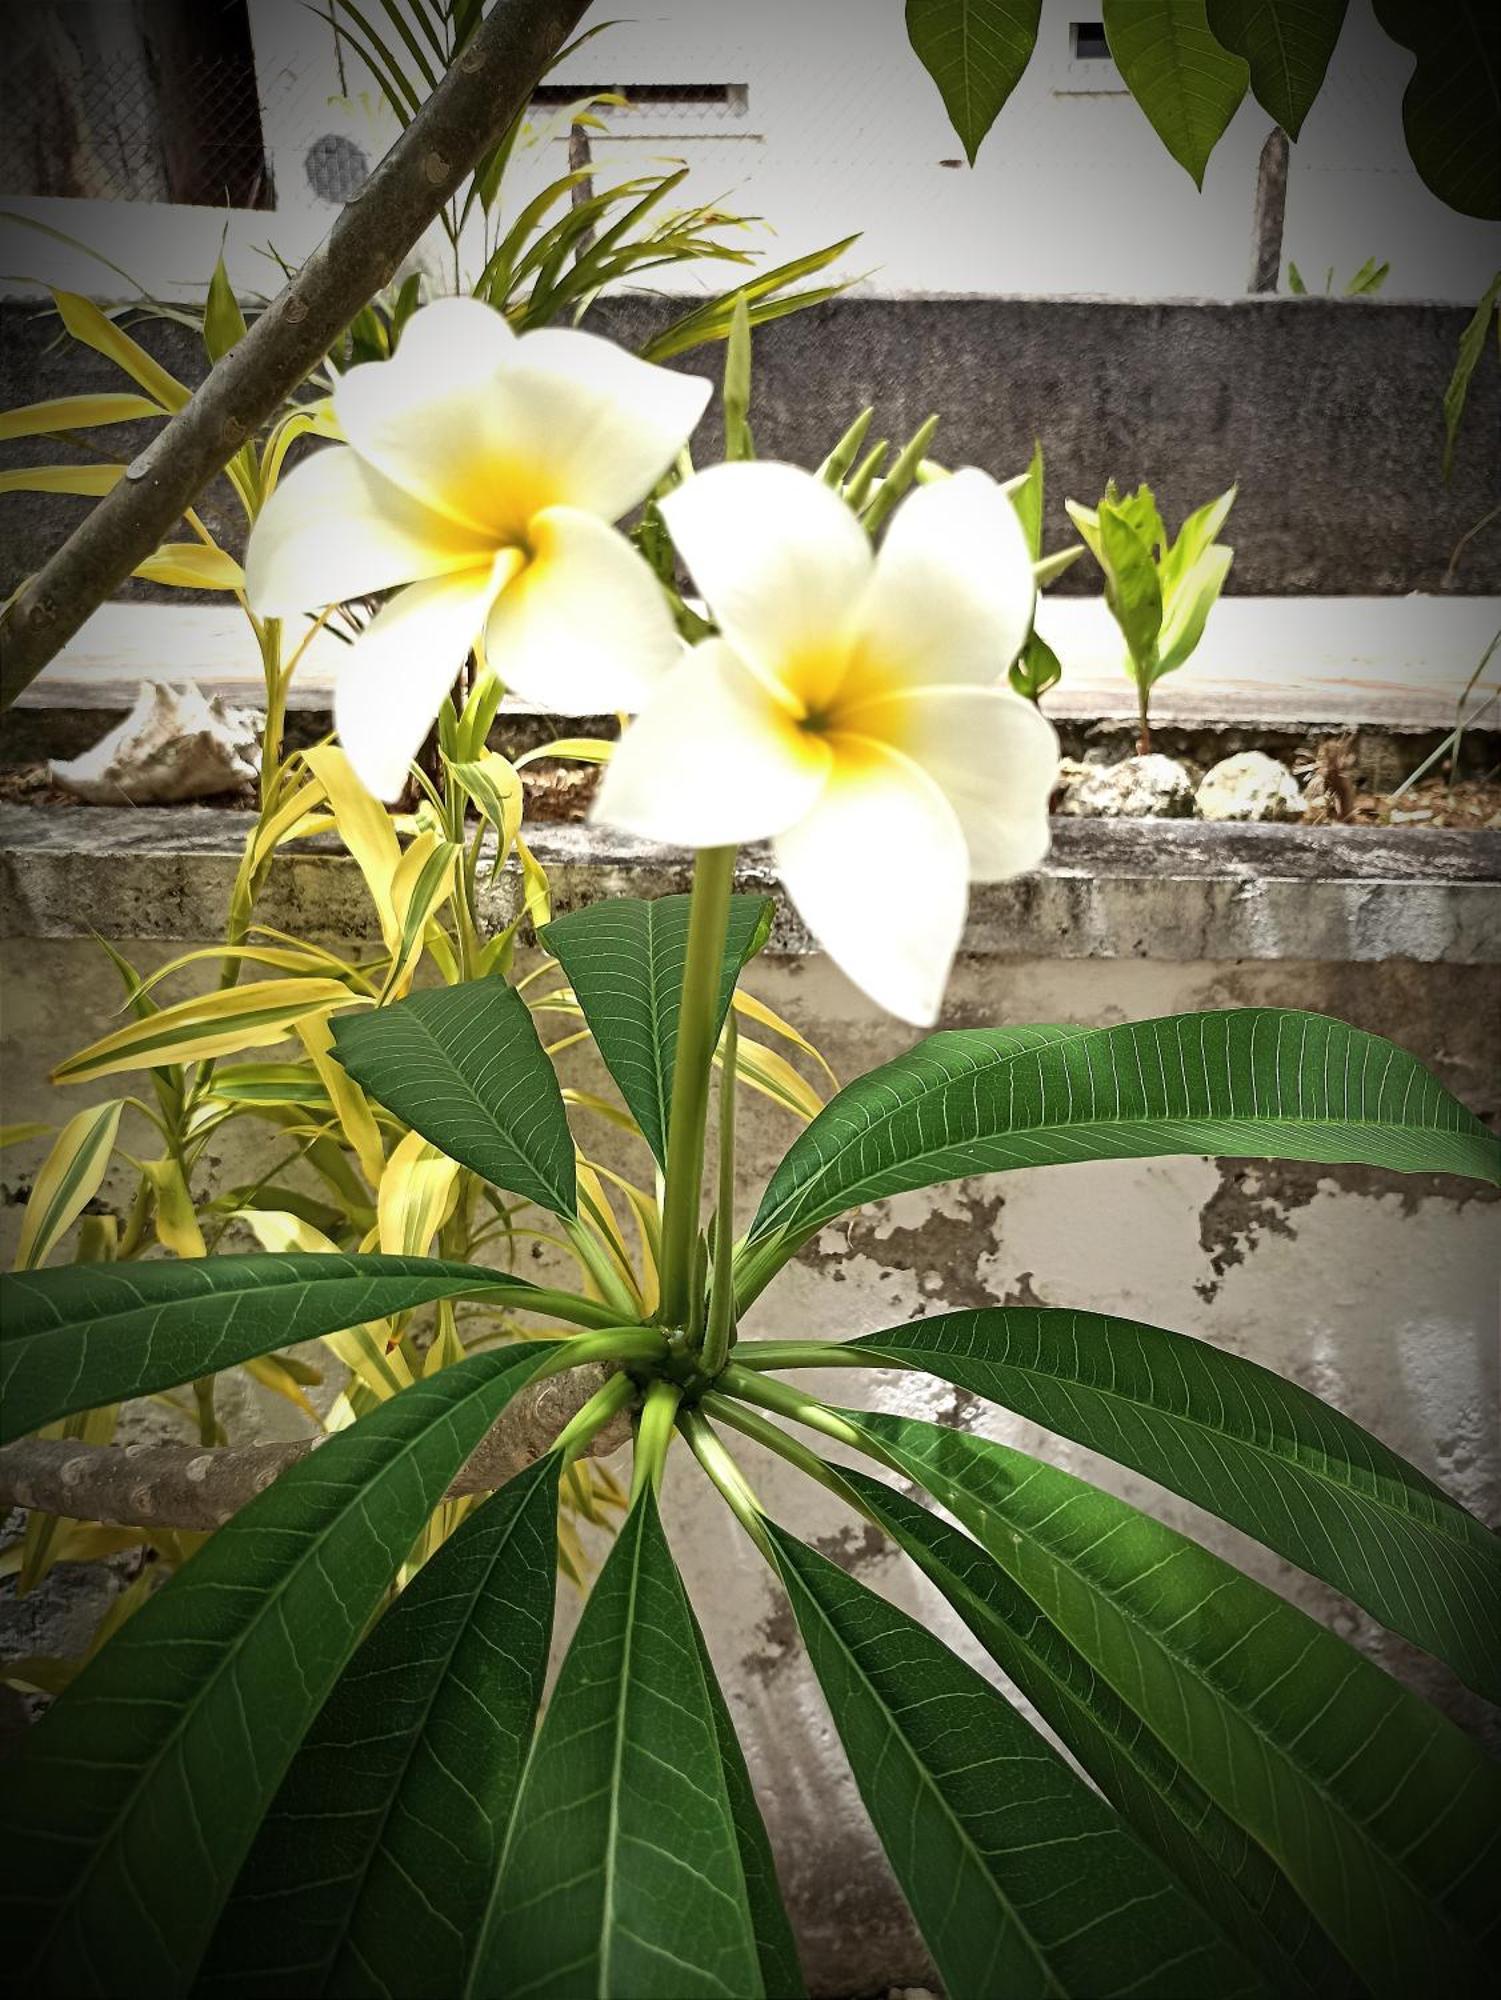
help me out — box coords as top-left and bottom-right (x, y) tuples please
(2, 1345), (559, 1998)
(846, 1468), (1358, 1997)
(745, 1008), (1501, 1255)
(1373, 0), (1501, 220)
(203, 256), (248, 363)
(540, 894), (774, 1168)
(1008, 438), (1045, 558)
(1097, 498), (1164, 676)
(0, 1251), (607, 1441)
(1008, 629), (1063, 702)
(905, 2), (1044, 165)
(1343, 254), (1390, 295)
(1442, 270), (1501, 479)
(850, 1307), (1501, 1700)
(332, 980), (578, 1217)
(1155, 542), (1234, 678)
(1103, 0), (1250, 187)
(765, 1518), (1266, 1998)
(845, 1408), (1501, 1999)
(477, 1487), (771, 1998)
(1205, 1), (1349, 138)
(200, 1454), (563, 1997)
(0, 392), (162, 442)
(1161, 484), (1237, 599)
(13, 1099), (122, 1271)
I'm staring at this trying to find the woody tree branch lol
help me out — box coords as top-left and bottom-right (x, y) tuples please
(0, 0), (590, 712)
(0, 1361), (628, 1533)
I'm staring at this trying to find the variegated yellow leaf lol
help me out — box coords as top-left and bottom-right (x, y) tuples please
(451, 749), (523, 873)
(248, 779), (327, 870)
(140, 1155), (206, 1259)
(132, 543), (245, 592)
(733, 987), (839, 1087)
(0, 392), (163, 441)
(378, 1130), (462, 1260)
(0, 465), (125, 497)
(1, 1123), (53, 1150)
(296, 1013), (386, 1188)
(513, 737), (616, 768)
(302, 745), (402, 951)
(14, 1101), (122, 1270)
(52, 289), (190, 410)
(722, 1035), (826, 1122)
(382, 831), (460, 1000)
(244, 1355), (322, 1424)
(229, 1208), (412, 1401)
(53, 978), (360, 1085)
(515, 831), (551, 929)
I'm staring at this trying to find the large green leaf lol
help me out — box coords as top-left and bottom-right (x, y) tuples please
(199, 1454), (563, 1998)
(847, 1307), (1501, 1699)
(540, 892), (773, 1168)
(765, 1518), (1266, 1998)
(745, 1009), (1501, 1258)
(904, 1), (1043, 164)
(476, 1486), (773, 1997)
(1205, 0), (1349, 138)
(1103, 0), (1250, 186)
(845, 1467), (1357, 1996)
(1, 1345), (558, 1999)
(332, 980), (577, 1216)
(845, 1408), (1501, 1998)
(0, 1252), (610, 1442)
(1373, 0), (1501, 220)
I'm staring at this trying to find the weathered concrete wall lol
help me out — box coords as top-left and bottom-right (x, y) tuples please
(4, 293), (1497, 601)
(2, 816), (1497, 1990)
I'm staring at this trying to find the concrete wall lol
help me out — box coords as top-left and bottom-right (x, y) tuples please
(2, 816), (1497, 1992)
(4, 292), (1498, 602)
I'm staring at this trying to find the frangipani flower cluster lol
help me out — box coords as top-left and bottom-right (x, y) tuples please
(598, 462), (1059, 1023)
(246, 296), (710, 800)
(246, 298), (1058, 1025)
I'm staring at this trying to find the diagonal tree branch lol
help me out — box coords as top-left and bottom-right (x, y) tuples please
(0, 0), (590, 712)
(0, 1361), (627, 1533)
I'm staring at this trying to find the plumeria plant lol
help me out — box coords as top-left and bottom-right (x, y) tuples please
(3, 289), (1499, 2000)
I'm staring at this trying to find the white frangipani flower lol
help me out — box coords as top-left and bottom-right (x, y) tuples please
(596, 461), (1060, 1025)
(246, 296), (710, 799)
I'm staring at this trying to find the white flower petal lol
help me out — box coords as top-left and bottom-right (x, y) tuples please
(245, 444), (493, 615)
(596, 639), (832, 847)
(490, 329), (712, 522)
(659, 462), (873, 712)
(845, 684), (1059, 880)
(483, 507), (680, 714)
(847, 467), (1037, 697)
(336, 307), (708, 540)
(334, 563), (504, 801)
(775, 738), (968, 1026)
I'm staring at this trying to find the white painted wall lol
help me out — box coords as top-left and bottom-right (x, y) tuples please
(2, 2), (1495, 308)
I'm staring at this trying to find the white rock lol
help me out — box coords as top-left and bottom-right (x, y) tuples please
(50, 681), (261, 805)
(1056, 754), (1196, 819)
(1196, 750), (1306, 823)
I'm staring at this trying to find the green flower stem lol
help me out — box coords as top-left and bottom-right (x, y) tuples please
(658, 846), (737, 1331)
(698, 1010), (739, 1377)
(631, 1378), (682, 1501)
(550, 1371), (638, 1464)
(677, 1407), (772, 1557)
(563, 1214), (640, 1322)
(495, 1286), (643, 1335)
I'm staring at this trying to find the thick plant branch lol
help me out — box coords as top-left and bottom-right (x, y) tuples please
(0, 0), (589, 711)
(0, 1361), (628, 1533)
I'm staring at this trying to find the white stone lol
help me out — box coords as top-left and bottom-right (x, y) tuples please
(1056, 753), (1196, 819)
(1196, 750), (1307, 822)
(50, 681), (260, 805)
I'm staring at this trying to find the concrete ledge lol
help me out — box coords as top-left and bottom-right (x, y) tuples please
(3, 807), (1497, 964)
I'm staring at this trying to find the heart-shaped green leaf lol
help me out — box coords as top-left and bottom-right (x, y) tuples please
(905, 1), (1044, 165)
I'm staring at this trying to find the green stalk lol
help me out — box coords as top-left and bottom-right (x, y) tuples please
(551, 1371), (638, 1464)
(677, 1407), (771, 1556)
(534, 1326), (665, 1377)
(703, 1392), (883, 1523)
(698, 1011), (739, 1377)
(731, 1339), (882, 1371)
(631, 1378), (682, 1500)
(719, 1363), (902, 1473)
(658, 846), (737, 1330)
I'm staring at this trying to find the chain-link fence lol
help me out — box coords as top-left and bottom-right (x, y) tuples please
(0, 3), (272, 210)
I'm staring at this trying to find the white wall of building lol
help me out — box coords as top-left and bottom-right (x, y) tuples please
(1, 1), (1496, 308)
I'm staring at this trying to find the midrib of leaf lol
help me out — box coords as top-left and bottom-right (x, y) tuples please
(644, 901), (675, 1150)
(32, 1353), (549, 1972)
(397, 1002), (570, 1213)
(857, 1416), (1493, 1954)
(598, 1503), (646, 2000)
(777, 1544), (1065, 1997)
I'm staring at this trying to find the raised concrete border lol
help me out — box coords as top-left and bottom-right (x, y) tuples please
(3, 807), (1497, 965)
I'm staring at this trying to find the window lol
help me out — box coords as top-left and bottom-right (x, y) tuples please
(0, 1), (272, 209)
(1071, 22), (1112, 61)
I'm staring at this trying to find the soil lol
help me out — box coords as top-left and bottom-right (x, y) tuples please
(2, 757), (1497, 829)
